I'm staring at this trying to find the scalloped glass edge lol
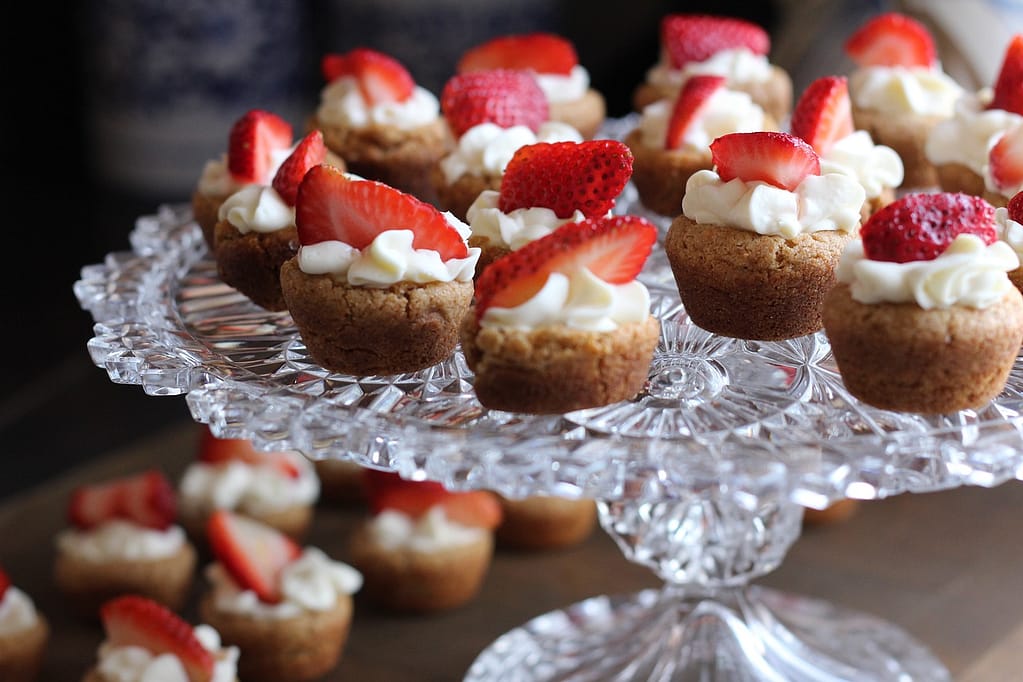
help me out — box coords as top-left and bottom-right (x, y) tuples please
(74, 188), (1023, 507)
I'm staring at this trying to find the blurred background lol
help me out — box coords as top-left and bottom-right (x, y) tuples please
(2, 0), (1015, 498)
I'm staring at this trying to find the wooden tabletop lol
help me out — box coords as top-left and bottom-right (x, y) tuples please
(2, 420), (1021, 681)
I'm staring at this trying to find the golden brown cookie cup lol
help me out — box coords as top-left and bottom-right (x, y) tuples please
(213, 222), (297, 312)
(495, 495), (598, 550)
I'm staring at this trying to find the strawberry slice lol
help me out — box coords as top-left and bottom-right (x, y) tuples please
(710, 131), (821, 191)
(989, 125), (1023, 194)
(474, 214), (656, 320)
(1009, 190), (1023, 223)
(861, 192), (997, 263)
(197, 426), (302, 479)
(320, 47), (415, 105)
(364, 471), (502, 530)
(660, 14), (770, 69)
(68, 470), (176, 531)
(457, 33), (578, 75)
(295, 164), (468, 260)
(844, 12), (936, 68)
(206, 510), (301, 604)
(227, 109), (293, 184)
(100, 595), (215, 682)
(989, 34), (1023, 115)
(790, 75), (855, 155)
(440, 69), (549, 139)
(664, 75), (727, 150)
(271, 130), (327, 206)
(497, 139), (634, 219)
(0, 566), (10, 601)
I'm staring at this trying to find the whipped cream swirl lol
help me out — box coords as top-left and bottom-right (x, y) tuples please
(57, 520), (186, 562)
(646, 47), (772, 93)
(820, 130), (904, 200)
(925, 88), (1023, 176)
(439, 121), (583, 183)
(0, 587), (39, 636)
(466, 190), (587, 251)
(534, 65), (590, 103)
(218, 184), (295, 234)
(849, 65), (964, 117)
(179, 454), (320, 516)
(636, 87), (768, 150)
(96, 624), (238, 682)
(367, 506), (488, 552)
(317, 77), (440, 129)
(996, 206), (1023, 261)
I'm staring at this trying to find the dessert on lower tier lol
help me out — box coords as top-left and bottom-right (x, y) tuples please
(309, 47), (451, 204)
(0, 565), (48, 682)
(461, 214), (660, 414)
(83, 594), (239, 682)
(790, 75), (903, 221)
(495, 495), (598, 551)
(456, 32), (606, 139)
(314, 460), (368, 506)
(823, 192), (1023, 414)
(466, 138), (634, 275)
(925, 33), (1023, 206)
(633, 13), (792, 124)
(625, 74), (776, 218)
(280, 165), (479, 376)
(200, 511), (361, 682)
(178, 426), (320, 542)
(348, 470), (501, 613)
(431, 69), (583, 221)
(213, 130), (328, 312)
(666, 131), (865, 340)
(844, 12), (965, 189)
(54, 470), (196, 617)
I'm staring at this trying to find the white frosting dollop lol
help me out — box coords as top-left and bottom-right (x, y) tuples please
(647, 47), (772, 93)
(439, 121), (584, 184)
(996, 206), (1023, 260)
(849, 65), (964, 117)
(367, 506), (488, 552)
(197, 145), (296, 197)
(682, 170), (865, 238)
(205, 547), (362, 620)
(0, 587), (39, 636)
(178, 454), (320, 517)
(637, 87), (768, 150)
(96, 624), (238, 682)
(218, 184), (295, 234)
(466, 190), (587, 251)
(316, 77), (440, 129)
(534, 65), (590, 103)
(57, 521), (186, 562)
(925, 88), (1023, 175)
(836, 234), (1018, 309)
(820, 130), (904, 200)
(480, 268), (651, 332)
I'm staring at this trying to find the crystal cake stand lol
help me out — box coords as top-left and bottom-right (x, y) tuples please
(75, 194), (1023, 680)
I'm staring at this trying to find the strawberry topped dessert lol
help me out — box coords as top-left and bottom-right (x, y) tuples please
(432, 69), (584, 221)
(199, 511), (361, 682)
(178, 426), (320, 542)
(845, 12), (964, 189)
(54, 470), (196, 617)
(626, 73), (776, 217)
(824, 192), (1023, 413)
(667, 131), (865, 340)
(0, 565), (48, 682)
(83, 594), (238, 682)
(926, 33), (1023, 205)
(280, 165), (479, 376)
(791, 75), (903, 220)
(465, 139), (634, 273)
(461, 214), (660, 414)
(633, 13), (793, 124)
(310, 47), (451, 204)
(457, 32), (607, 139)
(348, 470), (501, 612)
(994, 190), (1023, 293)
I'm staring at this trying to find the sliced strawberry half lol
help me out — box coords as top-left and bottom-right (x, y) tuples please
(989, 34), (1023, 115)
(295, 164), (468, 260)
(364, 471), (502, 530)
(497, 139), (634, 219)
(457, 33), (578, 75)
(440, 69), (549, 139)
(320, 47), (415, 105)
(861, 192), (997, 263)
(272, 131), (327, 206)
(989, 125), (1023, 194)
(664, 75), (727, 150)
(100, 595), (215, 682)
(710, 131), (821, 191)
(474, 215), (656, 320)
(1009, 190), (1023, 223)
(660, 14), (770, 69)
(790, 75), (855, 155)
(197, 426), (301, 479)
(844, 12), (936, 68)
(227, 109), (293, 184)
(0, 566), (10, 601)
(68, 470), (176, 531)
(206, 510), (301, 604)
